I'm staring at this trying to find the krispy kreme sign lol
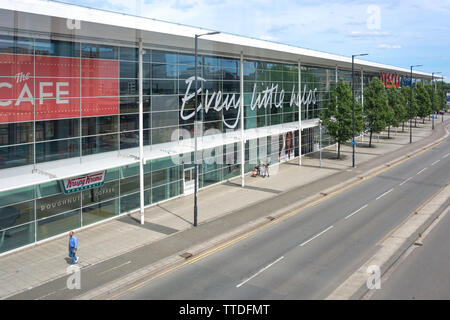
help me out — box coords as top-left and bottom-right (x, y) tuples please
(0, 53), (119, 123)
(61, 171), (106, 194)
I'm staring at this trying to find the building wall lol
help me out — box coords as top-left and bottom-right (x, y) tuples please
(0, 25), (377, 254)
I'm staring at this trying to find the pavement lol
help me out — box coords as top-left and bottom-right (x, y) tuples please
(1, 115), (449, 299)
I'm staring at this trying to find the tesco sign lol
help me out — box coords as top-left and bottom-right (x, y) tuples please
(0, 54), (119, 123)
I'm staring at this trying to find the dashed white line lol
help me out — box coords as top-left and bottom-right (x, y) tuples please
(236, 256), (284, 288)
(299, 226), (334, 247)
(376, 188), (394, 200)
(443, 153), (450, 159)
(345, 204), (368, 220)
(399, 176), (413, 186)
(416, 168), (427, 175)
(431, 160), (440, 166)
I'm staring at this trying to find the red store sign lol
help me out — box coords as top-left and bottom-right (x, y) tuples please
(380, 72), (401, 89)
(0, 54), (119, 123)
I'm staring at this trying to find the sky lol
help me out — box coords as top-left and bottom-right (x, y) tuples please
(57, 0), (449, 80)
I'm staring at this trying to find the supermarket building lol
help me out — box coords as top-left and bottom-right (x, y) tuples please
(0, 0), (434, 255)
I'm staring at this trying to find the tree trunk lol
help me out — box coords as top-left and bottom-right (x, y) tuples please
(423, 118), (425, 124)
(388, 126), (390, 139)
(369, 129), (373, 148)
(337, 142), (340, 159)
(415, 118), (417, 127)
(402, 122), (405, 132)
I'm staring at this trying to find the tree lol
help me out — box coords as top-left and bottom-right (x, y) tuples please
(386, 86), (404, 138)
(424, 83), (436, 116)
(363, 77), (389, 147)
(400, 86), (410, 131)
(402, 85), (419, 127)
(415, 82), (432, 123)
(320, 78), (363, 159)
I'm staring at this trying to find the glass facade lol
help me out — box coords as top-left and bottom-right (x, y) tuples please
(0, 5), (428, 254)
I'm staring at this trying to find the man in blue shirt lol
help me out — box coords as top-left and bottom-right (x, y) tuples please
(68, 231), (79, 265)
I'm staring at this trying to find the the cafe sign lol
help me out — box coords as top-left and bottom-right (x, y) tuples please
(61, 171), (106, 194)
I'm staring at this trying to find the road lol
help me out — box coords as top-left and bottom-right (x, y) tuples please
(116, 136), (450, 299)
(369, 204), (450, 299)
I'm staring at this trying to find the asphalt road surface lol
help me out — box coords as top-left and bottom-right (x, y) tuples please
(369, 205), (450, 299)
(117, 136), (450, 299)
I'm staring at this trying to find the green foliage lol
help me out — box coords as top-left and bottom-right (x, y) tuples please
(320, 78), (363, 157)
(400, 85), (418, 119)
(363, 77), (389, 135)
(415, 82), (431, 119)
(386, 87), (400, 128)
(387, 87), (407, 127)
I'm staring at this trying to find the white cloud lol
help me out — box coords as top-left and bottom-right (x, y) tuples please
(378, 44), (402, 49)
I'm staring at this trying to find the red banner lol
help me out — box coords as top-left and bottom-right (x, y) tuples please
(0, 54), (119, 123)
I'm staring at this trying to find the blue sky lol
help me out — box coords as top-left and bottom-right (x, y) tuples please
(58, 0), (449, 80)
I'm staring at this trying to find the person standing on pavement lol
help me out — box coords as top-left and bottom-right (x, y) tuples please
(265, 162), (270, 177)
(68, 231), (79, 265)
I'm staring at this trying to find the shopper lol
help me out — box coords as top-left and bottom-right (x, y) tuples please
(68, 231), (79, 265)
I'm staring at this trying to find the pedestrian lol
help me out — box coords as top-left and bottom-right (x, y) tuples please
(68, 231), (79, 265)
(260, 161), (266, 178)
(265, 162), (270, 177)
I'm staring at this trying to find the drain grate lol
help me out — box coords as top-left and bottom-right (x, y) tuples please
(180, 252), (193, 259)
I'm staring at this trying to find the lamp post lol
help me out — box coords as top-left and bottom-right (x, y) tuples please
(194, 31), (220, 227)
(409, 65), (422, 144)
(352, 53), (368, 168)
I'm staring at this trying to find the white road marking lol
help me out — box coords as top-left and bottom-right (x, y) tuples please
(236, 256), (284, 288)
(443, 153), (449, 159)
(376, 188), (394, 200)
(345, 204), (368, 220)
(299, 226), (334, 247)
(98, 261), (131, 275)
(399, 176), (414, 186)
(416, 168), (427, 175)
(431, 160), (440, 166)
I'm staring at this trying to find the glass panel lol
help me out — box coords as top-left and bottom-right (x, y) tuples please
(36, 209), (81, 241)
(81, 43), (118, 59)
(82, 180), (119, 206)
(120, 175), (139, 195)
(37, 181), (61, 198)
(120, 192), (140, 213)
(0, 186), (34, 207)
(82, 116), (118, 136)
(0, 144), (33, 169)
(82, 134), (118, 155)
(121, 163), (139, 178)
(0, 122), (33, 146)
(0, 222), (35, 254)
(36, 138), (80, 163)
(0, 200), (34, 230)
(35, 39), (80, 57)
(82, 199), (119, 226)
(36, 192), (81, 220)
(35, 119), (80, 142)
(152, 184), (169, 203)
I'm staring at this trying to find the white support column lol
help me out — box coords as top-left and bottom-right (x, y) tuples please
(361, 68), (364, 141)
(240, 51), (245, 187)
(138, 39), (145, 225)
(335, 65), (338, 152)
(298, 60), (302, 165)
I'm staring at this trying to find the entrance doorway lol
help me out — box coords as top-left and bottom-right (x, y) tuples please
(183, 167), (195, 195)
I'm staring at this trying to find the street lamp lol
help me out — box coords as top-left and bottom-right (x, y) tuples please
(194, 31), (220, 227)
(410, 65), (422, 144)
(352, 53), (368, 168)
